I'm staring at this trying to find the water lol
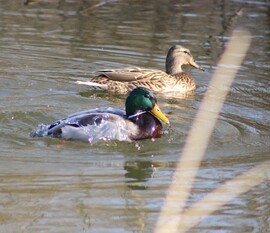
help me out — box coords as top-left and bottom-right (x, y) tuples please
(0, 0), (269, 232)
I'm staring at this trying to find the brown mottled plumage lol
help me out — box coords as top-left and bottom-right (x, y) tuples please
(76, 45), (204, 94)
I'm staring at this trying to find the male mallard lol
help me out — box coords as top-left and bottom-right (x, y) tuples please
(31, 87), (170, 143)
(76, 45), (204, 93)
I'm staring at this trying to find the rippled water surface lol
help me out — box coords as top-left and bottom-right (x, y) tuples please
(0, 0), (269, 232)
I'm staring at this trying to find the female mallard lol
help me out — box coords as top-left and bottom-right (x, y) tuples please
(31, 87), (170, 143)
(77, 45), (204, 93)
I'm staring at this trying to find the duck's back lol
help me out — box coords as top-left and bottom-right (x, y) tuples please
(31, 108), (139, 143)
(77, 67), (172, 93)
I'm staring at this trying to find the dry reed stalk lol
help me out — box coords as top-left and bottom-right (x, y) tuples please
(155, 29), (252, 233)
(173, 161), (270, 232)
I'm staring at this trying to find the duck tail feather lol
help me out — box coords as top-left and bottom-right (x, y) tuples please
(76, 81), (107, 89)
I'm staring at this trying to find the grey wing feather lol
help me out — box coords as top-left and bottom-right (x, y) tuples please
(97, 67), (168, 82)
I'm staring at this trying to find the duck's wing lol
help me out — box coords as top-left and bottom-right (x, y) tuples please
(96, 67), (169, 82)
(31, 108), (138, 142)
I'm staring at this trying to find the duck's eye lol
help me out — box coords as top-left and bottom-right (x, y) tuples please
(144, 93), (150, 99)
(144, 93), (156, 106)
(184, 51), (188, 54)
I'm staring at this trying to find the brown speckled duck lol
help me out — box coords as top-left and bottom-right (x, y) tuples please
(76, 45), (204, 94)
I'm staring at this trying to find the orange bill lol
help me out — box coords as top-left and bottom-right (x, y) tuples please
(189, 58), (205, 71)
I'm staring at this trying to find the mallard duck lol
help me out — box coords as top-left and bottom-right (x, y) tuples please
(31, 87), (170, 143)
(76, 45), (204, 93)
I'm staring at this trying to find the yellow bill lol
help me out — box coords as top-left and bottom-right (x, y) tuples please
(150, 103), (170, 124)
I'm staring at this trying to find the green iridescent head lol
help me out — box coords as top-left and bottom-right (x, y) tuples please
(125, 87), (169, 124)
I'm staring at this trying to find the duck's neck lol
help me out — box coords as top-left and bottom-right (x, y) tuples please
(128, 112), (163, 140)
(166, 65), (183, 75)
(166, 55), (184, 75)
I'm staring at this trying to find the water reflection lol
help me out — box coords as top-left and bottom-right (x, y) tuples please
(124, 160), (155, 190)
